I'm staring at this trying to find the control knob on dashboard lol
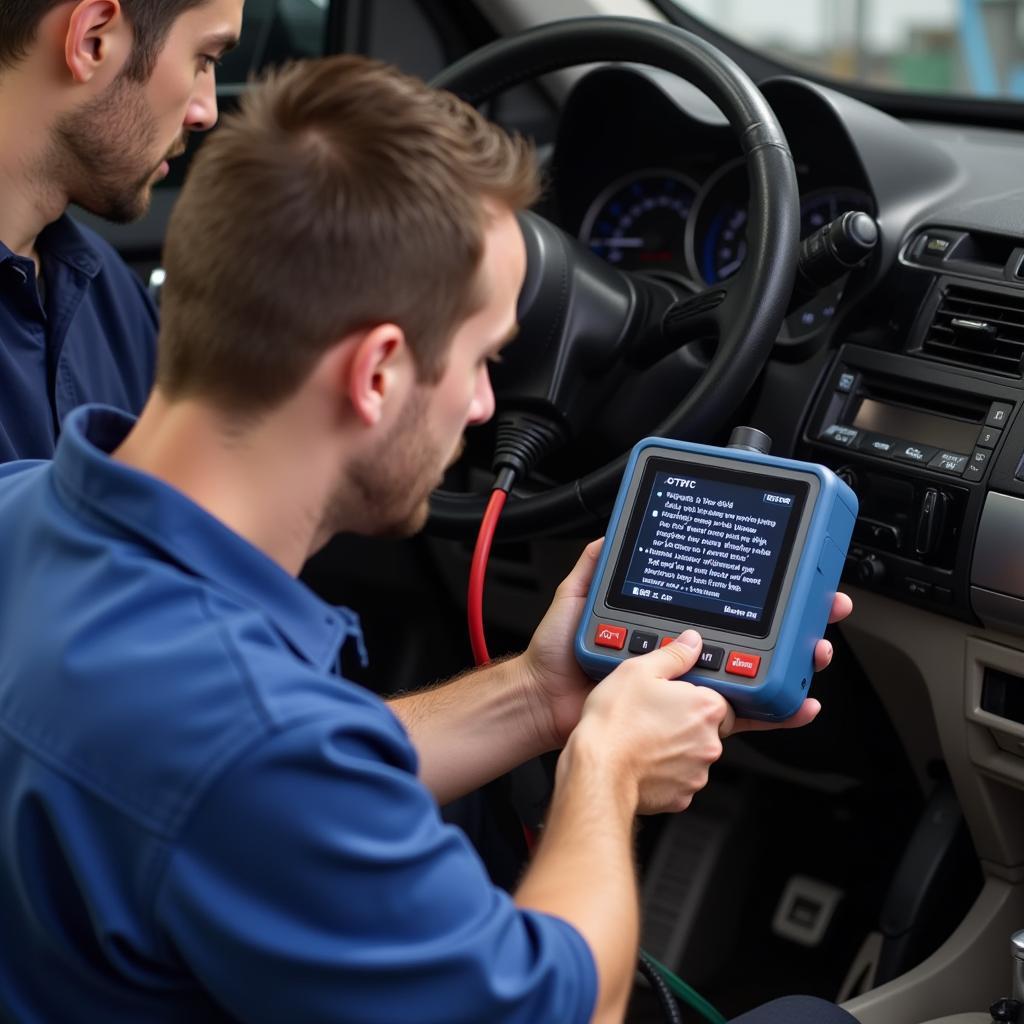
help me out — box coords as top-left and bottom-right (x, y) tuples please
(856, 554), (886, 584)
(835, 466), (858, 493)
(915, 487), (948, 558)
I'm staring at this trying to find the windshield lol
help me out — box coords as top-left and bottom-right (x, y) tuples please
(666, 0), (1024, 101)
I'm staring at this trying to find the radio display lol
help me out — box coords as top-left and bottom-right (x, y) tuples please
(607, 458), (808, 637)
(853, 398), (979, 454)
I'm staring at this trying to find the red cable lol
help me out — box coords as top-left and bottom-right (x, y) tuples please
(467, 487), (540, 854)
(468, 487), (508, 667)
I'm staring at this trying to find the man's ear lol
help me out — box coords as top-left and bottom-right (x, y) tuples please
(64, 1), (130, 84)
(342, 323), (415, 427)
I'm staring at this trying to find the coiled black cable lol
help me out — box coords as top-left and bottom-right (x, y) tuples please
(638, 949), (685, 1024)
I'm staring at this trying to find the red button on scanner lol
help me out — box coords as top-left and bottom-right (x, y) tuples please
(726, 652), (761, 678)
(594, 624), (627, 650)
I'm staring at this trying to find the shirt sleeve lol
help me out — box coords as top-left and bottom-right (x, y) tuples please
(153, 713), (597, 1024)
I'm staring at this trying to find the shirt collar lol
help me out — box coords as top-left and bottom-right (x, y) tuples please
(0, 213), (102, 278)
(51, 405), (350, 671)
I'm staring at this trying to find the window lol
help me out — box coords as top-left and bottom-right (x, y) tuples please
(665, 0), (1024, 102)
(217, 0), (330, 88)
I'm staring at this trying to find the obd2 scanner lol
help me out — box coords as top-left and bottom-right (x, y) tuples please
(575, 428), (858, 720)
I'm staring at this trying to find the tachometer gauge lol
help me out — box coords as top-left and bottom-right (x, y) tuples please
(686, 161), (748, 286)
(702, 200), (747, 283)
(579, 170), (698, 278)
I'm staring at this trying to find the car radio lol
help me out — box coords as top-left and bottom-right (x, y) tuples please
(574, 431), (857, 721)
(815, 363), (1007, 484)
(803, 344), (1020, 618)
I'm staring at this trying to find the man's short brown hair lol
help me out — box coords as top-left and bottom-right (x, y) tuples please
(156, 55), (539, 414)
(0, 1), (206, 80)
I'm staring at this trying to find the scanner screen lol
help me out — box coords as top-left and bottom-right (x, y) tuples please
(608, 459), (808, 638)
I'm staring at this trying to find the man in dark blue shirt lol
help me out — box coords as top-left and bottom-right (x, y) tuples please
(0, 0), (241, 458)
(0, 55), (854, 1024)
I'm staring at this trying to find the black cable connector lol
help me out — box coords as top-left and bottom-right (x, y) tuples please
(491, 411), (564, 488)
(492, 466), (516, 494)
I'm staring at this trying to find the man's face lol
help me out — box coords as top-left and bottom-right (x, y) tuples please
(54, 0), (242, 223)
(344, 204), (528, 538)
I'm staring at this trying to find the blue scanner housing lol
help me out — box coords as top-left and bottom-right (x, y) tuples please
(574, 436), (858, 721)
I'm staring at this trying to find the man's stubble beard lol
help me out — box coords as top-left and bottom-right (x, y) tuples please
(51, 75), (167, 224)
(323, 388), (454, 540)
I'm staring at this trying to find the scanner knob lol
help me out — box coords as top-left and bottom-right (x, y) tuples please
(728, 426), (771, 454)
(857, 554), (886, 585)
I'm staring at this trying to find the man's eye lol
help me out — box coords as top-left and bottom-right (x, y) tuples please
(486, 353), (504, 366)
(198, 55), (222, 73)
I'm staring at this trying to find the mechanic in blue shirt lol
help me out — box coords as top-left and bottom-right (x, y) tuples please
(0, 55), (856, 1024)
(0, 0), (241, 459)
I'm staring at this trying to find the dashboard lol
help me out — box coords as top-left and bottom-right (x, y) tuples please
(532, 63), (1024, 905)
(538, 62), (1024, 646)
(547, 66), (877, 342)
(578, 164), (870, 336)
(546, 61), (1024, 614)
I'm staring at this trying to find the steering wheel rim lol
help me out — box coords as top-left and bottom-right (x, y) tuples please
(428, 16), (800, 539)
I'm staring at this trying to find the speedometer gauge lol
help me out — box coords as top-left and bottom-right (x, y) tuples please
(580, 170), (697, 277)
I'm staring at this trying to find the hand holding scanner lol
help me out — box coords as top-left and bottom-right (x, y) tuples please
(574, 428), (858, 720)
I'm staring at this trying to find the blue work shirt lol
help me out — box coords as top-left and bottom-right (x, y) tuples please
(0, 406), (597, 1024)
(0, 215), (156, 460)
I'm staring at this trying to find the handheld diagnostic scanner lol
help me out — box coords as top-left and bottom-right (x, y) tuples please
(574, 428), (858, 720)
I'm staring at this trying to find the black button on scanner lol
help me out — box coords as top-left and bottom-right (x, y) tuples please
(628, 631), (659, 655)
(696, 645), (725, 672)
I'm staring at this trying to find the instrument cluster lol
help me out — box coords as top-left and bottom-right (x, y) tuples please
(578, 162), (874, 339)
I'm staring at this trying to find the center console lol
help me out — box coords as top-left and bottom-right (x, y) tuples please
(801, 344), (1024, 629)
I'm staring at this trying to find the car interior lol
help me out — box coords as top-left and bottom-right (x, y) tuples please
(77, 1), (1024, 1020)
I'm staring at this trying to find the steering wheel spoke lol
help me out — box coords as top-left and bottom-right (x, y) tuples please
(624, 282), (731, 369)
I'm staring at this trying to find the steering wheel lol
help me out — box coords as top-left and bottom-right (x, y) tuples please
(428, 17), (799, 540)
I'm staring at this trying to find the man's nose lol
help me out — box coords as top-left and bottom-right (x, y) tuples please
(185, 72), (219, 132)
(467, 367), (496, 426)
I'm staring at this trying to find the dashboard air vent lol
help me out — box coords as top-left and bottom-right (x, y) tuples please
(921, 285), (1024, 376)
